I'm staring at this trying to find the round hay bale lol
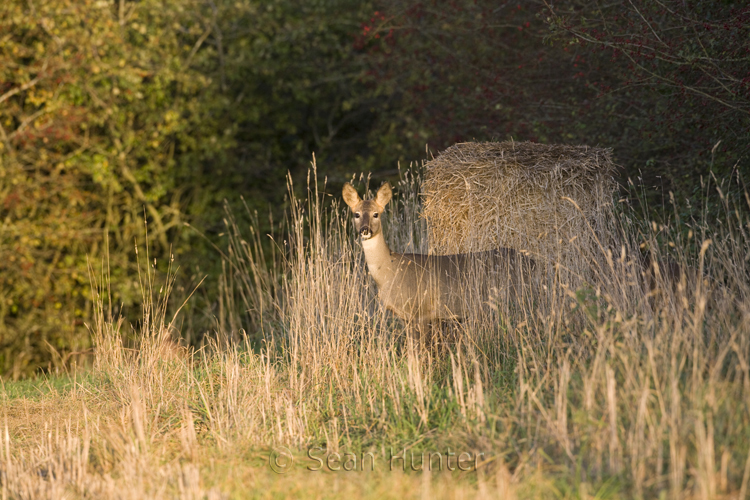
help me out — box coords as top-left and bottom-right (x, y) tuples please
(422, 141), (618, 278)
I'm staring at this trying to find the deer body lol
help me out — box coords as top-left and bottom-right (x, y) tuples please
(343, 182), (533, 329)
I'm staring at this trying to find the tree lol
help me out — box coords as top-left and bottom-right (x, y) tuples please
(0, 0), (405, 376)
(361, 0), (748, 200)
(546, 0), (750, 195)
(0, 0), (232, 376)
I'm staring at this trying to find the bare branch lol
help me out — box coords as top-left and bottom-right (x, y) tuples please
(0, 61), (49, 106)
(8, 107), (55, 141)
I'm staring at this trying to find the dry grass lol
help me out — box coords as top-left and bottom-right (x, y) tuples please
(1, 162), (749, 499)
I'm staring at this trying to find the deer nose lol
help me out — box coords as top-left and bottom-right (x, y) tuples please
(360, 226), (371, 237)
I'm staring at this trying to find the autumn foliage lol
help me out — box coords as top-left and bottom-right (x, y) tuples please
(1, 0), (748, 377)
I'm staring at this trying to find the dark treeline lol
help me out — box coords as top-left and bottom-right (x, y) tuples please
(1, 0), (748, 377)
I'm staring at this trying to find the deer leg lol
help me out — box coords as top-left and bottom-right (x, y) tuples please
(403, 318), (421, 347)
(406, 319), (430, 353)
(422, 320), (445, 354)
(406, 319), (442, 356)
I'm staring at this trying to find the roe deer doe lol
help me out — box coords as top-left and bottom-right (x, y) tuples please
(343, 182), (535, 338)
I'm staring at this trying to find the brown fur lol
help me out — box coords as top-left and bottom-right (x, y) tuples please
(343, 182), (535, 339)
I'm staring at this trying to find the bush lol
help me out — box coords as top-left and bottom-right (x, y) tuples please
(0, 0), (230, 376)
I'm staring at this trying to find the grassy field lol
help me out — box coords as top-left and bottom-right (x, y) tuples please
(2, 166), (749, 499)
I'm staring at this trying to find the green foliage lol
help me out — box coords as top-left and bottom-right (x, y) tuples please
(0, 0), (404, 377)
(0, 0), (231, 376)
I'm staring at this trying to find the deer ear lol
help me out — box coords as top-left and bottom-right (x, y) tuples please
(375, 183), (392, 208)
(342, 183), (361, 209)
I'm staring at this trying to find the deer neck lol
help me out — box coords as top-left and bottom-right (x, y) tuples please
(360, 232), (396, 287)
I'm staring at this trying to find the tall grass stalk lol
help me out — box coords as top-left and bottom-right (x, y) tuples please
(1, 162), (748, 498)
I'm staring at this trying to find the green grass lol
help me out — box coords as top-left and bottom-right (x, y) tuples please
(1, 372), (89, 400)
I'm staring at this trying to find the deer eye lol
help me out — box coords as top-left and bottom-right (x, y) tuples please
(354, 213), (360, 219)
(373, 213), (379, 219)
